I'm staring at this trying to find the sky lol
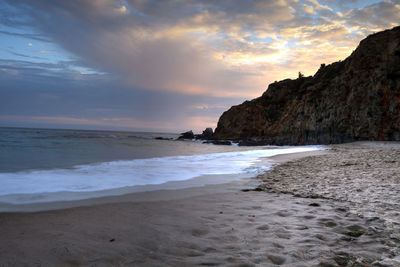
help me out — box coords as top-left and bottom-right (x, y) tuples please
(0, 0), (399, 133)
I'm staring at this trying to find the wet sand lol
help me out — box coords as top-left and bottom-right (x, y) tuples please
(0, 143), (399, 266)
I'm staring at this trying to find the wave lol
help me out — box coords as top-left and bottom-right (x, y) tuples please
(0, 146), (322, 197)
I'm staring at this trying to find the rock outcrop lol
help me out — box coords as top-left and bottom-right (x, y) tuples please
(178, 130), (194, 140)
(214, 26), (400, 145)
(194, 128), (214, 140)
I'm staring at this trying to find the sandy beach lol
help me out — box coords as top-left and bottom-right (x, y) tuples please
(1, 142), (400, 266)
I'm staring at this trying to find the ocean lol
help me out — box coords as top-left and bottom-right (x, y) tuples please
(0, 127), (322, 204)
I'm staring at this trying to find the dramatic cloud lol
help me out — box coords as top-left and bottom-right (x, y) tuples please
(0, 0), (399, 131)
(0, 59), (241, 132)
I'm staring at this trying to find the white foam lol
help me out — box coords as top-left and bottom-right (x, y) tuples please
(0, 146), (322, 197)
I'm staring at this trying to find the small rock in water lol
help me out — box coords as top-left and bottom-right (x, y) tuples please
(154, 137), (171, 140)
(201, 127), (213, 139)
(211, 140), (231, 145)
(309, 202), (321, 207)
(178, 130), (194, 139)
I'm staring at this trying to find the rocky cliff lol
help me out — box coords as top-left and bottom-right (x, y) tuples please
(214, 26), (400, 145)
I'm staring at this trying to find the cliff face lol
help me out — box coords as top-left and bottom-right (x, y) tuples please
(214, 26), (400, 145)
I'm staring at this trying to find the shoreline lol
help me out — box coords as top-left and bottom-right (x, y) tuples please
(1, 142), (399, 266)
(0, 149), (327, 212)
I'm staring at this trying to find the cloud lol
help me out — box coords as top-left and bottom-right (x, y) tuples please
(303, 4), (316, 14)
(1, 0), (399, 131)
(0, 67), (19, 75)
(343, 1), (400, 31)
(306, 0), (333, 11)
(36, 50), (54, 54)
(0, 115), (176, 131)
(0, 30), (50, 42)
(0, 59), (242, 131)
(1, 0), (321, 98)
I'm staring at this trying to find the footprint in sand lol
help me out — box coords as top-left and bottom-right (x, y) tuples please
(256, 225), (270, 230)
(267, 254), (287, 265)
(191, 228), (209, 237)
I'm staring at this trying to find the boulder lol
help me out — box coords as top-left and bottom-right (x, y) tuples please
(202, 127), (214, 139)
(194, 128), (214, 140)
(178, 130), (194, 139)
(212, 140), (231, 145)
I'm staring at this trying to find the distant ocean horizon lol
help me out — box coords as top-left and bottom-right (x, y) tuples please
(0, 127), (322, 204)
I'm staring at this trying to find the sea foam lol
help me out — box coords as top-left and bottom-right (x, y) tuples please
(0, 146), (322, 197)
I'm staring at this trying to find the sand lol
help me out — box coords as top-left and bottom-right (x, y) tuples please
(0, 142), (399, 266)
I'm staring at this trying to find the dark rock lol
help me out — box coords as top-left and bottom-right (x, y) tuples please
(309, 202), (321, 207)
(214, 26), (400, 145)
(195, 127), (214, 140)
(202, 127), (214, 139)
(155, 137), (172, 140)
(238, 139), (272, 146)
(211, 140), (231, 145)
(178, 130), (194, 139)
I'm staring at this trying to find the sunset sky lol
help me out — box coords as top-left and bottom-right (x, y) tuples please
(0, 0), (399, 132)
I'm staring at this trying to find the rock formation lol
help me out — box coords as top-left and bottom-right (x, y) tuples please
(178, 130), (194, 140)
(178, 128), (215, 140)
(214, 26), (400, 145)
(194, 128), (214, 140)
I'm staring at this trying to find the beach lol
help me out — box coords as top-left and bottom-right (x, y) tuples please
(1, 142), (400, 266)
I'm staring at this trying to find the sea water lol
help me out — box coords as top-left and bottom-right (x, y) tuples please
(0, 127), (322, 203)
